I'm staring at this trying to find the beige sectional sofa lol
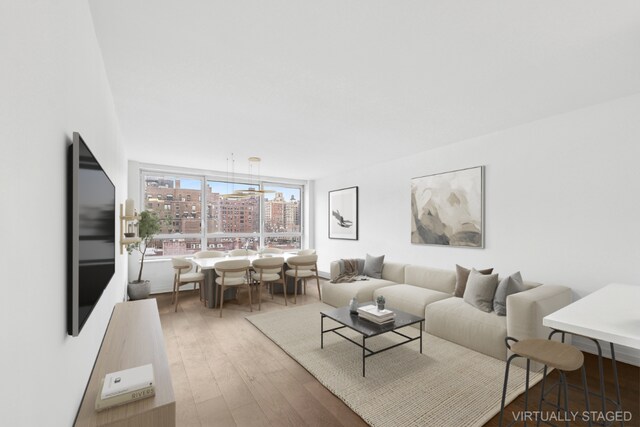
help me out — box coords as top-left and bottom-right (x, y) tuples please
(324, 260), (571, 362)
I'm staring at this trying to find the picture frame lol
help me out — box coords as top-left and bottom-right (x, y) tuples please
(328, 186), (358, 240)
(411, 166), (484, 248)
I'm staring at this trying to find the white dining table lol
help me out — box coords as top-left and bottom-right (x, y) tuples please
(543, 283), (640, 425)
(192, 253), (295, 309)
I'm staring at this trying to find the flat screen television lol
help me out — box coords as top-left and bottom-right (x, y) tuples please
(67, 132), (115, 337)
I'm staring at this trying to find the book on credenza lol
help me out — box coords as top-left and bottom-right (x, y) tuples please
(95, 379), (155, 412)
(101, 363), (155, 400)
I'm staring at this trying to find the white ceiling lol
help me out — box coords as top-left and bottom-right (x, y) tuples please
(89, 0), (640, 180)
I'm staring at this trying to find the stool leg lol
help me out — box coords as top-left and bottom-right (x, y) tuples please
(499, 354), (519, 427)
(559, 371), (570, 427)
(581, 365), (592, 427)
(536, 365), (549, 427)
(524, 358), (530, 427)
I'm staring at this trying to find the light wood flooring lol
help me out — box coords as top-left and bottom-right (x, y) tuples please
(157, 281), (368, 427)
(157, 281), (639, 427)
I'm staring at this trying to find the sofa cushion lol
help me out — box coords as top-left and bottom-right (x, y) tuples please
(463, 269), (499, 312)
(426, 297), (507, 360)
(454, 264), (494, 297)
(404, 265), (456, 294)
(493, 271), (526, 316)
(373, 284), (451, 326)
(363, 254), (385, 278)
(321, 278), (396, 308)
(380, 262), (408, 283)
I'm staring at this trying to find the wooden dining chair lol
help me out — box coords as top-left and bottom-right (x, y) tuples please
(285, 254), (320, 304)
(215, 259), (251, 317)
(171, 257), (205, 312)
(297, 249), (316, 255)
(251, 257), (287, 309)
(193, 250), (225, 305)
(229, 248), (257, 256)
(261, 247), (284, 254)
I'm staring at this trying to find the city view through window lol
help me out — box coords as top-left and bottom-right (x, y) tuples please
(142, 174), (303, 257)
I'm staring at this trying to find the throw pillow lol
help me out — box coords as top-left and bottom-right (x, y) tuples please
(454, 264), (494, 297)
(493, 271), (525, 316)
(363, 254), (385, 279)
(463, 268), (499, 312)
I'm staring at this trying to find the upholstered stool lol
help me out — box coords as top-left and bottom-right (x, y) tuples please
(499, 337), (592, 427)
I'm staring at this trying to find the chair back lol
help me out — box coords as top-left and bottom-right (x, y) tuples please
(194, 250), (225, 259)
(261, 248), (283, 254)
(252, 257), (285, 275)
(172, 257), (193, 273)
(215, 259), (250, 279)
(297, 249), (316, 255)
(229, 249), (258, 256)
(287, 254), (317, 271)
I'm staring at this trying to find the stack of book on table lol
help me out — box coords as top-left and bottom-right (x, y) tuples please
(95, 364), (155, 411)
(357, 304), (396, 324)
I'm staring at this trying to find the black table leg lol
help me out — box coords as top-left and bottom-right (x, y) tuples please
(321, 314), (324, 349)
(362, 335), (366, 377)
(420, 320), (423, 353)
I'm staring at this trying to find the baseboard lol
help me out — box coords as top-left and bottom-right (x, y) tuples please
(572, 336), (640, 367)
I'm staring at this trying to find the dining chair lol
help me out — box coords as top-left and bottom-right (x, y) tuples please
(251, 257), (287, 309)
(193, 250), (225, 305)
(297, 249), (316, 255)
(261, 247), (283, 254)
(229, 248), (258, 256)
(215, 259), (251, 317)
(285, 254), (320, 304)
(171, 257), (205, 312)
(194, 250), (225, 270)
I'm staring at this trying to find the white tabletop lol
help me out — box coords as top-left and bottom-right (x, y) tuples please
(543, 283), (640, 349)
(192, 253), (293, 270)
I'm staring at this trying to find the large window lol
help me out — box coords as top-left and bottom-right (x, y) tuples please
(263, 184), (302, 251)
(142, 175), (202, 257)
(141, 172), (303, 256)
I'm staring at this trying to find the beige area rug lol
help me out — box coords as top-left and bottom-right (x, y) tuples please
(246, 302), (543, 427)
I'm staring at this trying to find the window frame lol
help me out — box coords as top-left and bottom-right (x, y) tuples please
(139, 169), (305, 258)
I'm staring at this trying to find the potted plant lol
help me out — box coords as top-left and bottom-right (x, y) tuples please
(376, 295), (386, 310)
(127, 210), (162, 300)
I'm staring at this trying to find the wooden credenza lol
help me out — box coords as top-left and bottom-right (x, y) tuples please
(74, 299), (175, 427)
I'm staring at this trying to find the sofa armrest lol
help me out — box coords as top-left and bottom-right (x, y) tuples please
(330, 261), (341, 281)
(507, 284), (572, 342)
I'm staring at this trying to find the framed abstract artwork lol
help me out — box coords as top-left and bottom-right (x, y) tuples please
(329, 186), (358, 240)
(411, 166), (484, 248)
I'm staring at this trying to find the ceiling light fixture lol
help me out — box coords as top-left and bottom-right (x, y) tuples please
(221, 153), (252, 199)
(233, 156), (275, 195)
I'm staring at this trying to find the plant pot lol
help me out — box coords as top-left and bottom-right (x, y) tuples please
(128, 280), (151, 300)
(377, 303), (384, 310)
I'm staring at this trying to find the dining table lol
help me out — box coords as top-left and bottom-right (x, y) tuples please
(192, 253), (296, 309)
(543, 283), (640, 426)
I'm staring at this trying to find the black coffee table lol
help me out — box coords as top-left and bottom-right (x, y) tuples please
(320, 303), (424, 377)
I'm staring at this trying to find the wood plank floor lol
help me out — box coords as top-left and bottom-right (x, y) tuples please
(157, 280), (639, 427)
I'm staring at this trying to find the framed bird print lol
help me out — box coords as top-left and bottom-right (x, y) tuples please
(329, 186), (358, 240)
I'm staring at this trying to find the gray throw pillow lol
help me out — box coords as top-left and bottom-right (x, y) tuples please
(493, 271), (525, 316)
(363, 254), (385, 279)
(463, 269), (499, 312)
(455, 264), (494, 297)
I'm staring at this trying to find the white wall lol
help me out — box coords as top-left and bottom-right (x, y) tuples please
(314, 94), (640, 363)
(0, 1), (127, 426)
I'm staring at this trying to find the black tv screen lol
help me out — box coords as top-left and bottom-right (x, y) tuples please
(67, 132), (115, 336)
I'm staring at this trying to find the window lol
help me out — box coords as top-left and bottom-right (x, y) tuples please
(263, 184), (302, 250)
(141, 171), (304, 257)
(143, 174), (203, 256)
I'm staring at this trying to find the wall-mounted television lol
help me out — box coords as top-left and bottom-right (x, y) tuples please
(67, 132), (115, 337)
